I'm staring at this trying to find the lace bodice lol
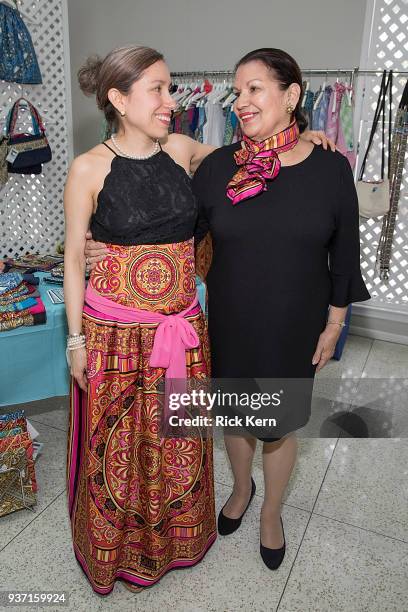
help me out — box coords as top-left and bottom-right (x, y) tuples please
(90, 148), (197, 245)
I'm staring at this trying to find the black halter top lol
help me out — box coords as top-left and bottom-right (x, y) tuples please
(90, 142), (198, 245)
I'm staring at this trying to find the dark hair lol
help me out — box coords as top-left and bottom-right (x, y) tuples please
(78, 45), (164, 133)
(235, 48), (307, 133)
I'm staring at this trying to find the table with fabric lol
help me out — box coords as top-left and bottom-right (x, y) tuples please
(0, 272), (68, 406)
(0, 272), (207, 406)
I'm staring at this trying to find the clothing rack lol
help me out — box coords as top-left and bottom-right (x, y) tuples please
(171, 67), (408, 88)
(171, 68), (408, 76)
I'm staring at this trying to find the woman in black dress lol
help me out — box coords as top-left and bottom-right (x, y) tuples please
(192, 48), (370, 570)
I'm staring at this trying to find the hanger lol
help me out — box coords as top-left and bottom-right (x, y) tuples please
(173, 83), (192, 105)
(182, 76), (204, 108)
(183, 87), (201, 108)
(331, 69), (341, 113)
(347, 68), (357, 105)
(1, 0), (41, 26)
(222, 89), (237, 109)
(301, 77), (310, 108)
(190, 79), (212, 106)
(198, 80), (215, 107)
(207, 79), (222, 101)
(212, 79), (231, 104)
(179, 80), (198, 107)
(313, 70), (328, 111)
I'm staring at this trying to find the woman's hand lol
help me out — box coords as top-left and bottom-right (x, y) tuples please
(69, 347), (88, 391)
(301, 130), (336, 152)
(312, 325), (342, 372)
(84, 230), (109, 270)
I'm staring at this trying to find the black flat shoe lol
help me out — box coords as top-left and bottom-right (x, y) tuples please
(260, 516), (286, 570)
(218, 477), (256, 536)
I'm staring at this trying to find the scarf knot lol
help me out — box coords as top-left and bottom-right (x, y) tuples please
(226, 121), (299, 205)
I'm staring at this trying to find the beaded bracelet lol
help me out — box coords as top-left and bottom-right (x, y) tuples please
(66, 333), (86, 368)
(67, 333), (86, 349)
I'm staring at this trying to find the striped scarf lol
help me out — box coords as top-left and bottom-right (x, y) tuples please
(226, 121), (300, 205)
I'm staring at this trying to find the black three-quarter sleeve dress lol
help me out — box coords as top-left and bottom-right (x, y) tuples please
(192, 144), (370, 438)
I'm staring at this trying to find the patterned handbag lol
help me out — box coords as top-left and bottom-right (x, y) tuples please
(0, 448), (36, 516)
(0, 409), (37, 516)
(4, 97), (52, 176)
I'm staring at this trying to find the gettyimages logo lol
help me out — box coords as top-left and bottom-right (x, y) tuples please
(168, 388), (283, 411)
(167, 388), (284, 429)
(155, 377), (311, 438)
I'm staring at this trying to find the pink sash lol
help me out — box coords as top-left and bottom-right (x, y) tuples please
(85, 284), (201, 427)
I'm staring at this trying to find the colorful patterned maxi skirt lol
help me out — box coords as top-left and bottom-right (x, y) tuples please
(67, 239), (216, 594)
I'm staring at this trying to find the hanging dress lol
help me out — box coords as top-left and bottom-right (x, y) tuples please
(0, 1), (42, 84)
(67, 143), (216, 594)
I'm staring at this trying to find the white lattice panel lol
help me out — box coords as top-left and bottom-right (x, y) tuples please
(356, 0), (408, 305)
(0, 0), (71, 258)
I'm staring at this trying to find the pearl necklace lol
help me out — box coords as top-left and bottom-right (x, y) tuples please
(111, 133), (160, 160)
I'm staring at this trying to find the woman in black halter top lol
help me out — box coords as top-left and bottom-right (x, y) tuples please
(90, 140), (198, 247)
(64, 46), (219, 596)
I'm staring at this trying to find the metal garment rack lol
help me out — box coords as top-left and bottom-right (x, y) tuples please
(171, 67), (408, 87)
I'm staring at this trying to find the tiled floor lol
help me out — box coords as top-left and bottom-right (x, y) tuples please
(1, 335), (407, 612)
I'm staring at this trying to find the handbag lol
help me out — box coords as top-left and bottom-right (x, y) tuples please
(356, 70), (393, 219)
(4, 97), (51, 177)
(0, 448), (36, 516)
(0, 410), (37, 516)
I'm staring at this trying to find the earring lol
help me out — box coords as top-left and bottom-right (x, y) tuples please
(120, 110), (126, 117)
(286, 103), (294, 114)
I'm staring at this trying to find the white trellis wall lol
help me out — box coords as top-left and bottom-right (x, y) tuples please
(0, 0), (72, 259)
(0, 0), (407, 316)
(355, 0), (408, 307)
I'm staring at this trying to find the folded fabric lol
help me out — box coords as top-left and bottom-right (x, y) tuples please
(4, 254), (63, 272)
(0, 285), (29, 304)
(0, 286), (40, 305)
(22, 273), (39, 285)
(0, 272), (23, 295)
(0, 296), (37, 313)
(0, 310), (46, 331)
(0, 409), (25, 423)
(0, 294), (46, 331)
(0, 410), (27, 434)
(0, 427), (23, 439)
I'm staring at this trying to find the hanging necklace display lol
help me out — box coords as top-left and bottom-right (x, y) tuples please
(111, 133), (160, 160)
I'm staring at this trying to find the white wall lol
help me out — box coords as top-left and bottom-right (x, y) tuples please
(67, 0), (368, 154)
